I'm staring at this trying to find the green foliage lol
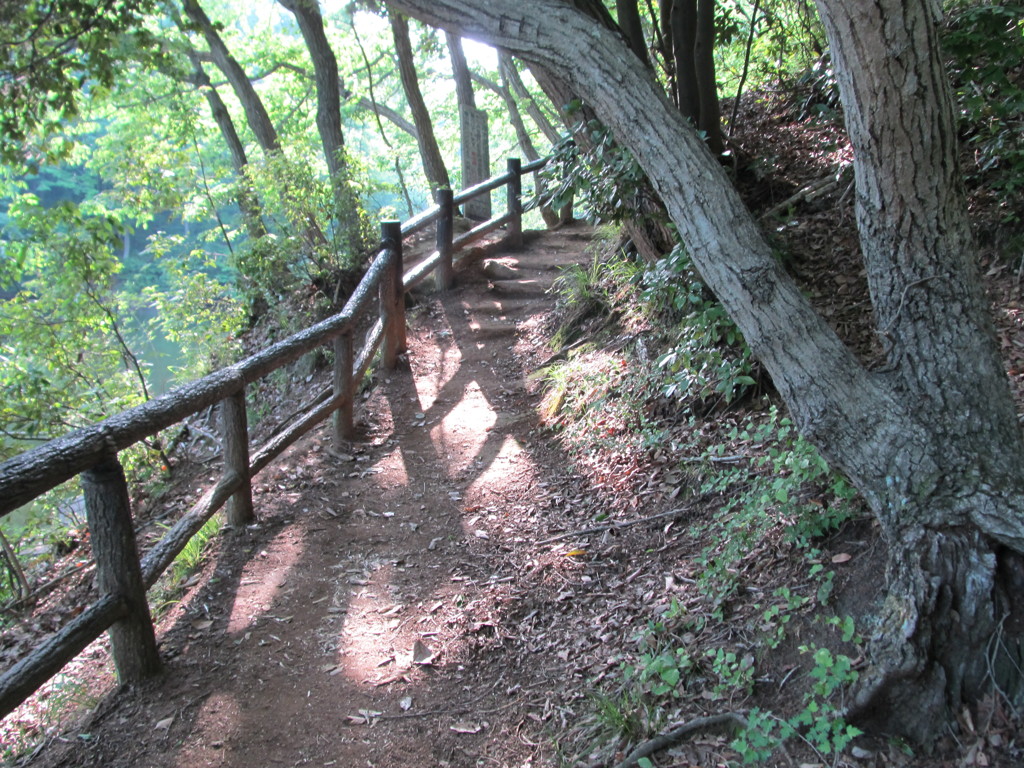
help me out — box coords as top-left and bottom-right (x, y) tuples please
(0, 196), (148, 452)
(171, 515), (221, 584)
(692, 408), (858, 610)
(943, 1), (1024, 221)
(588, 689), (648, 743)
(644, 243), (758, 410)
(0, 672), (99, 762)
(732, 640), (862, 763)
(716, 0), (826, 97)
(0, 0), (160, 166)
(142, 235), (244, 381)
(539, 113), (665, 231)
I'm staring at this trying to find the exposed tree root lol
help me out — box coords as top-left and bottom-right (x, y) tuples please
(608, 712), (748, 768)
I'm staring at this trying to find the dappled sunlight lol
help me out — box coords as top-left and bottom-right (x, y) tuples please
(334, 561), (421, 683)
(429, 379), (496, 475)
(226, 527), (307, 635)
(464, 434), (534, 499)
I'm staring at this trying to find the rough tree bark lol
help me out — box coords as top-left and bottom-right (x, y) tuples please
(386, 0), (1024, 743)
(389, 9), (451, 193)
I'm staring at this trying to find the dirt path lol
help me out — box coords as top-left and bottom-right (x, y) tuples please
(32, 225), (615, 768)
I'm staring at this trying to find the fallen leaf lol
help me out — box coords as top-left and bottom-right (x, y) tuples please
(154, 716), (174, 731)
(831, 553), (852, 563)
(564, 548), (587, 558)
(190, 620), (213, 631)
(412, 640), (434, 665)
(450, 720), (482, 734)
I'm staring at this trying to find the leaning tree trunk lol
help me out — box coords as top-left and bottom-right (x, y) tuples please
(389, 10), (452, 194)
(385, 0), (1024, 743)
(182, 49), (268, 241)
(181, 0), (281, 152)
(278, 0), (364, 260)
(182, 0), (329, 254)
(492, 53), (559, 226)
(502, 54), (562, 146)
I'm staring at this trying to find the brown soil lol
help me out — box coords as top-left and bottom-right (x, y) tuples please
(7, 98), (1024, 768)
(14, 224), (657, 768)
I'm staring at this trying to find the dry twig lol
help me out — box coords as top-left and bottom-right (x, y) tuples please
(611, 712), (748, 768)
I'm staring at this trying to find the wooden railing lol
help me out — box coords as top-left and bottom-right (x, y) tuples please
(0, 156), (546, 719)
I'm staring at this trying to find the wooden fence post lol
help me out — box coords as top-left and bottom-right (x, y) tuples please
(222, 388), (254, 526)
(81, 451), (161, 683)
(380, 220), (406, 369)
(334, 330), (354, 442)
(506, 157), (523, 250)
(435, 188), (454, 291)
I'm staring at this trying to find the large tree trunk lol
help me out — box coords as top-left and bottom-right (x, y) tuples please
(813, 0), (1024, 736)
(389, 10), (451, 193)
(385, 0), (1024, 743)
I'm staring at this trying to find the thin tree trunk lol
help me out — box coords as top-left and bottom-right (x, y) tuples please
(182, 48), (268, 240)
(278, 0), (364, 259)
(494, 54), (560, 226)
(389, 10), (451, 192)
(670, 0), (700, 121)
(447, 31), (476, 110)
(502, 54), (562, 146)
(181, 0), (281, 152)
(616, 0), (649, 66)
(182, 0), (329, 254)
(694, 0), (723, 153)
(692, 0), (724, 153)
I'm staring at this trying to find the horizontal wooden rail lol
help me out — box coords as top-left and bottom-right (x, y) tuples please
(0, 154), (553, 722)
(0, 594), (128, 720)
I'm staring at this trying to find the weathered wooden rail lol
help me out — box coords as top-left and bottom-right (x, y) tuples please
(0, 156), (545, 720)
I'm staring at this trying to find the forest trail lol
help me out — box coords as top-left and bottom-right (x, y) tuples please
(34, 224), (614, 768)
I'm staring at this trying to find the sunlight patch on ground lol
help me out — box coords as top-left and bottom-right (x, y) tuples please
(429, 380), (496, 475)
(225, 527), (307, 635)
(333, 561), (407, 682)
(409, 333), (462, 412)
(371, 445), (410, 490)
(464, 434), (533, 500)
